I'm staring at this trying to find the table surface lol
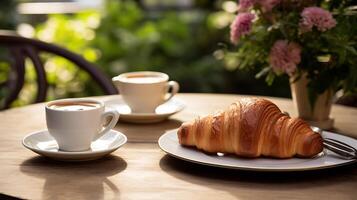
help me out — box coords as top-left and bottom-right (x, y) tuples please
(1, 93), (357, 200)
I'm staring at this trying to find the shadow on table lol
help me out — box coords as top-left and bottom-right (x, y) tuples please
(159, 155), (357, 199)
(115, 119), (183, 143)
(20, 155), (126, 199)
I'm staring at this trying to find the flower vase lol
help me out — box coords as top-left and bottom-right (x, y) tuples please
(290, 74), (334, 129)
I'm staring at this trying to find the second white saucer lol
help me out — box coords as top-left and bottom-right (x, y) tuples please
(22, 129), (127, 161)
(105, 97), (186, 123)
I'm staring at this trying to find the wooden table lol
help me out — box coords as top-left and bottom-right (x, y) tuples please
(1, 93), (356, 200)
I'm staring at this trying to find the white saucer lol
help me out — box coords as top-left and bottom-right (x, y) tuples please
(159, 129), (357, 171)
(22, 130), (127, 161)
(105, 97), (186, 123)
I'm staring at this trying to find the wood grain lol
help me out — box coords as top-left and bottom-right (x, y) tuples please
(0, 94), (356, 200)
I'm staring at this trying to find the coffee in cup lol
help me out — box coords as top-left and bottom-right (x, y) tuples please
(112, 71), (179, 113)
(48, 101), (100, 111)
(46, 98), (119, 152)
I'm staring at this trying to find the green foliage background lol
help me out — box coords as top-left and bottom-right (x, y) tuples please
(0, 0), (17, 107)
(0, 0), (293, 108)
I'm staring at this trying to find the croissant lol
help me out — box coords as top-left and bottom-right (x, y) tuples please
(177, 98), (323, 158)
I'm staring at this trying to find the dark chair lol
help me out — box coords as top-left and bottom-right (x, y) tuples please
(0, 31), (118, 109)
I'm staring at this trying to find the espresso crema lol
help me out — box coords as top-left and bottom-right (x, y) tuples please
(121, 75), (166, 84)
(49, 102), (100, 111)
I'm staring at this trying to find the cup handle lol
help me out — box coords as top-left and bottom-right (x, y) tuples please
(93, 110), (119, 141)
(164, 81), (179, 103)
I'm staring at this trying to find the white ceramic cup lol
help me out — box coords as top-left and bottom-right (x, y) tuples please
(46, 98), (119, 152)
(112, 71), (179, 113)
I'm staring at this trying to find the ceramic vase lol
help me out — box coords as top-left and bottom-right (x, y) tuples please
(290, 73), (334, 129)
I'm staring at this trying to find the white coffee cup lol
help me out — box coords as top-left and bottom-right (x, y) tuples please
(112, 71), (179, 113)
(46, 98), (119, 152)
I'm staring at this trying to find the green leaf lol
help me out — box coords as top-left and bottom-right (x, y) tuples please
(345, 45), (357, 55)
(265, 71), (276, 85)
(255, 67), (270, 79)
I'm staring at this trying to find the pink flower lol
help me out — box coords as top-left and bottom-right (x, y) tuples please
(238, 0), (255, 12)
(230, 13), (255, 44)
(300, 7), (336, 32)
(269, 40), (301, 75)
(258, 0), (280, 12)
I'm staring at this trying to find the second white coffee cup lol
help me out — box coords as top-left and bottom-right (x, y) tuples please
(112, 71), (179, 113)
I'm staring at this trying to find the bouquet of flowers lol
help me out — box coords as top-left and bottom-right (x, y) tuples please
(228, 0), (357, 104)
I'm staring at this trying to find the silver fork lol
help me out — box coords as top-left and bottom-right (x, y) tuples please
(311, 126), (357, 160)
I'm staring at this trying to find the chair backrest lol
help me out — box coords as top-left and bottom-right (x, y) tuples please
(0, 32), (118, 109)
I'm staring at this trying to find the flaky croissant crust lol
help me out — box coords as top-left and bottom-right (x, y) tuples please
(178, 98), (323, 158)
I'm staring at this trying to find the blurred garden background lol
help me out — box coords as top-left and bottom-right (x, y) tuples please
(0, 0), (295, 108)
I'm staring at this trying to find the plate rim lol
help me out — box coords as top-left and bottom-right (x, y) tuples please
(22, 129), (127, 156)
(158, 129), (357, 172)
